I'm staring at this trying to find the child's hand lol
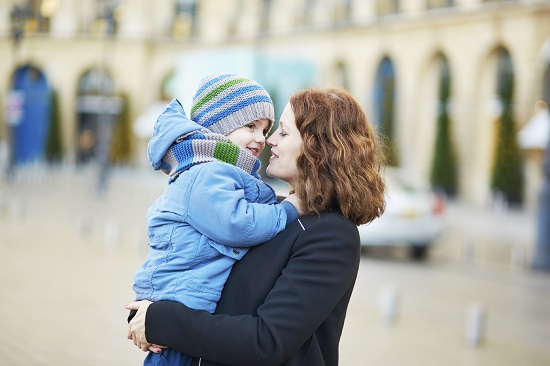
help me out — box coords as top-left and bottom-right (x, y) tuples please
(284, 193), (304, 215)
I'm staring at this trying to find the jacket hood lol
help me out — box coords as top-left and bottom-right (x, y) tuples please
(147, 99), (202, 170)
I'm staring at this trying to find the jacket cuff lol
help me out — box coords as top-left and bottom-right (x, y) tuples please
(145, 301), (181, 346)
(280, 200), (299, 225)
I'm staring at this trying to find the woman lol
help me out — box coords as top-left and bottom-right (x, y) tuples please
(127, 87), (386, 366)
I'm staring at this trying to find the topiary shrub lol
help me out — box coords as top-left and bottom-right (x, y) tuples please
(45, 89), (64, 163)
(109, 93), (132, 165)
(490, 50), (524, 205)
(430, 60), (457, 197)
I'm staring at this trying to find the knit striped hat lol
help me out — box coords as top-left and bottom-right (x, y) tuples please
(190, 73), (275, 136)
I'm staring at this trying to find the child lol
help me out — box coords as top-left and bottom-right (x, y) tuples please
(132, 73), (299, 366)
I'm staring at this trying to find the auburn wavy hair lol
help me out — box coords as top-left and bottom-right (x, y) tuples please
(290, 88), (385, 225)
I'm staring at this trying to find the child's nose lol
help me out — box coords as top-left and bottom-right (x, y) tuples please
(255, 132), (266, 143)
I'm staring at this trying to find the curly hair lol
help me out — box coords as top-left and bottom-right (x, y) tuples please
(289, 88), (386, 225)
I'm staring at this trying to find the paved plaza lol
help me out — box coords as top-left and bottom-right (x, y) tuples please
(1, 166), (549, 365)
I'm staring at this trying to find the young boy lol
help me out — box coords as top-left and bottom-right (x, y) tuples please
(131, 73), (299, 366)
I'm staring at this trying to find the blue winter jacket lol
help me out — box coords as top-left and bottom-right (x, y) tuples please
(133, 100), (298, 313)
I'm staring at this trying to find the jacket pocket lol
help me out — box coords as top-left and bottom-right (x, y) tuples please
(208, 240), (248, 260)
(148, 226), (173, 250)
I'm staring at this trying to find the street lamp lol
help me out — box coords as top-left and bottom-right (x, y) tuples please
(95, 0), (120, 195)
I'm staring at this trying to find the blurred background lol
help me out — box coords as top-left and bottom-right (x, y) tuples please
(0, 0), (550, 365)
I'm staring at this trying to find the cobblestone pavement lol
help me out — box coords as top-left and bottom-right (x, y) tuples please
(1, 166), (549, 365)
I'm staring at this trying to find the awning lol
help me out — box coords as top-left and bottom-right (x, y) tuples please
(519, 107), (550, 150)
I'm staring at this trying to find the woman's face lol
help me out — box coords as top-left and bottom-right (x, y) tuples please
(266, 102), (303, 187)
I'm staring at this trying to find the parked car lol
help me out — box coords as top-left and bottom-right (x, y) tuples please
(357, 171), (445, 260)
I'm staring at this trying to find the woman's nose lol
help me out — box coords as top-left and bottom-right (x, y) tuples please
(266, 134), (275, 147)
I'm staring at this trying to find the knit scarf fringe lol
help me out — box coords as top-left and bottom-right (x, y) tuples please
(161, 129), (262, 181)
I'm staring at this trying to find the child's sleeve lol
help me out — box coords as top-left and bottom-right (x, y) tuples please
(186, 163), (298, 247)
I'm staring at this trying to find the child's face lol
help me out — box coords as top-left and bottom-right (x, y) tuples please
(226, 118), (271, 158)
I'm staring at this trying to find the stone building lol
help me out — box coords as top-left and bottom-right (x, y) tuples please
(0, 0), (549, 207)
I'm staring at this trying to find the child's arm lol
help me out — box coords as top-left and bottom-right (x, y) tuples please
(185, 162), (298, 247)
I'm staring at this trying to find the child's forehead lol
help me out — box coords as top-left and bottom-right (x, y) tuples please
(248, 118), (272, 132)
(254, 118), (271, 128)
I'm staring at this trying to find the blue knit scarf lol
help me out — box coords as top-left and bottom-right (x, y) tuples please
(160, 129), (262, 182)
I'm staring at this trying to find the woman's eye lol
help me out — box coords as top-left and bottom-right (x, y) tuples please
(279, 131), (287, 137)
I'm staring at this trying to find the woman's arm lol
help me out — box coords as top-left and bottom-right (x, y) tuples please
(136, 215), (360, 366)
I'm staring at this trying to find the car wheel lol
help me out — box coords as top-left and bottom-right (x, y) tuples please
(410, 245), (429, 261)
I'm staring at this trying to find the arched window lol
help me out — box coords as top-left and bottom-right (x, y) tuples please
(260, 0), (273, 34)
(227, 0), (243, 36)
(90, 0), (121, 36)
(430, 54), (458, 196)
(23, 0), (59, 34)
(296, 0), (315, 28)
(78, 68), (115, 96)
(173, 0), (199, 39)
(427, 0), (454, 9)
(76, 68), (118, 164)
(376, 0), (399, 16)
(373, 56), (398, 165)
(438, 55), (451, 119)
(334, 0), (353, 25)
(496, 48), (514, 102)
(10, 65), (51, 164)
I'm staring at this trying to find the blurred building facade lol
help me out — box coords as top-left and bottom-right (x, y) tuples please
(0, 0), (549, 208)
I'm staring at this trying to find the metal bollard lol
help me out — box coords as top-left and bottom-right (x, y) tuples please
(465, 302), (487, 347)
(79, 213), (93, 237)
(511, 245), (526, 269)
(104, 218), (120, 248)
(377, 284), (400, 325)
(9, 197), (25, 220)
(463, 240), (476, 261)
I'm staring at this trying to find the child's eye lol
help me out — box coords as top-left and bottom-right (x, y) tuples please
(246, 123), (255, 130)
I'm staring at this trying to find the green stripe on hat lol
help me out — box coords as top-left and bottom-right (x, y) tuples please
(191, 78), (249, 116)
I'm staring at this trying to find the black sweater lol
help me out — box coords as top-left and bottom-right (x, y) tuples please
(145, 212), (361, 366)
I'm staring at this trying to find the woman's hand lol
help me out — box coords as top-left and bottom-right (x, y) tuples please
(126, 300), (165, 353)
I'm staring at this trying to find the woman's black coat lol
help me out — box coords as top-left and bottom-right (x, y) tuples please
(145, 212), (361, 366)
